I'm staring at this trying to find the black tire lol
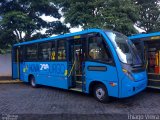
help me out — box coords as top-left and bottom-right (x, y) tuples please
(30, 76), (37, 88)
(93, 84), (110, 103)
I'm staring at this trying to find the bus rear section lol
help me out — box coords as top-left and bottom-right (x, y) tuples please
(129, 32), (160, 89)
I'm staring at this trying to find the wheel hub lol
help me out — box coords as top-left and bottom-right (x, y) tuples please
(96, 88), (105, 100)
(31, 79), (35, 86)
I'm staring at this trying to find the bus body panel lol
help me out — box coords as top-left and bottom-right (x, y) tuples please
(13, 29), (105, 47)
(101, 32), (147, 98)
(120, 71), (147, 98)
(12, 62), (19, 79)
(20, 62), (24, 80)
(101, 32), (125, 98)
(129, 32), (160, 89)
(85, 61), (119, 97)
(12, 47), (19, 79)
(129, 32), (160, 40)
(11, 29), (148, 99)
(101, 32), (125, 82)
(22, 62), (68, 89)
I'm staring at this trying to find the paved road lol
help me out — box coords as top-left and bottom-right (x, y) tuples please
(0, 83), (160, 119)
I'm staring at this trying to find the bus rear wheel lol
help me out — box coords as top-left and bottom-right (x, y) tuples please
(30, 76), (37, 88)
(94, 84), (110, 103)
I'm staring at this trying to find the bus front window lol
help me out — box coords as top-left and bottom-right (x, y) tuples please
(106, 31), (142, 65)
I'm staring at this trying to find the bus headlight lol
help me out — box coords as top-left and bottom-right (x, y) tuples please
(122, 69), (135, 81)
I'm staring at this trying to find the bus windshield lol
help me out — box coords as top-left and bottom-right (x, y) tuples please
(106, 31), (142, 65)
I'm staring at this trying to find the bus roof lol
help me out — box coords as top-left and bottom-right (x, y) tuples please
(129, 32), (160, 40)
(13, 28), (106, 46)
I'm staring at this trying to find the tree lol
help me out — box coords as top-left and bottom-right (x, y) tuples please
(135, 0), (160, 33)
(0, 27), (16, 54)
(55, 0), (139, 35)
(0, 0), (69, 53)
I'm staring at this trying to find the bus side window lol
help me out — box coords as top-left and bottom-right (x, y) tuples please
(25, 44), (38, 61)
(88, 36), (112, 62)
(57, 40), (66, 60)
(38, 42), (52, 61)
(51, 41), (56, 60)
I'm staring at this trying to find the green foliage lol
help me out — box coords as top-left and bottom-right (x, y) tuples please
(55, 0), (139, 35)
(1, 11), (36, 42)
(0, 28), (15, 54)
(0, 0), (69, 53)
(0, 0), (159, 54)
(136, 0), (160, 33)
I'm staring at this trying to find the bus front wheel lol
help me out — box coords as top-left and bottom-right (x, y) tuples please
(30, 76), (37, 88)
(94, 84), (110, 103)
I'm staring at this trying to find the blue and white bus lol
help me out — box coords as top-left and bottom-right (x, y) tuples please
(129, 32), (160, 89)
(12, 29), (147, 102)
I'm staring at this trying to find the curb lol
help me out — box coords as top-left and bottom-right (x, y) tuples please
(0, 80), (22, 84)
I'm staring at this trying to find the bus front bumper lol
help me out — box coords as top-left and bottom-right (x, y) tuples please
(119, 76), (147, 98)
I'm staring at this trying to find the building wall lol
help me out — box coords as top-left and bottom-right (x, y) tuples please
(0, 54), (11, 76)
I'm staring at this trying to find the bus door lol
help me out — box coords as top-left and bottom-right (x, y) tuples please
(147, 42), (160, 88)
(68, 38), (86, 92)
(12, 46), (24, 80)
(84, 34), (119, 97)
(12, 47), (20, 79)
(155, 50), (160, 74)
(148, 47), (160, 74)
